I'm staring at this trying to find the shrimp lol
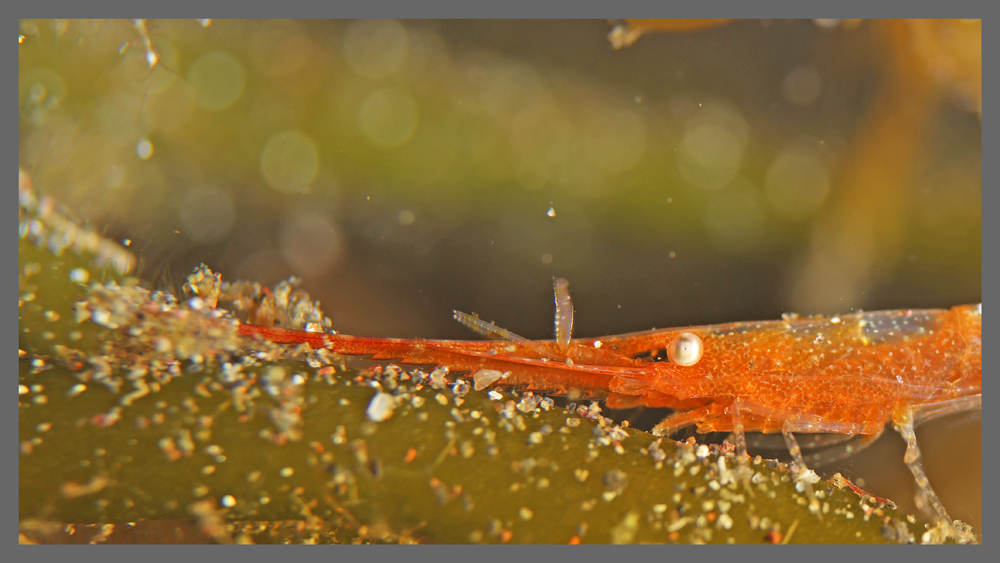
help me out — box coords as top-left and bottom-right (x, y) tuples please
(237, 279), (981, 541)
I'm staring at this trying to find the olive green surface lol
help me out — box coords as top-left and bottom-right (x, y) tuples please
(19, 211), (948, 544)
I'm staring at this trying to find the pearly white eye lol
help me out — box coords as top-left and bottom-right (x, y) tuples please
(666, 332), (703, 366)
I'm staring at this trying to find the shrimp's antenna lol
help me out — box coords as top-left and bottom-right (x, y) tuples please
(553, 277), (574, 351)
(453, 311), (531, 343)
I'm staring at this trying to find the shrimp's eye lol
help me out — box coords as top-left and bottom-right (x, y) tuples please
(667, 332), (703, 366)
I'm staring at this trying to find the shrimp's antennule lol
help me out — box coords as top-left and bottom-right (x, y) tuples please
(452, 310), (562, 361)
(452, 311), (531, 343)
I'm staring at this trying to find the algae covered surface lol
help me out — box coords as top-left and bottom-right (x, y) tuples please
(18, 175), (962, 545)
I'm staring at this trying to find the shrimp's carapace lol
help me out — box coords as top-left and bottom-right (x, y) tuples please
(237, 283), (981, 541)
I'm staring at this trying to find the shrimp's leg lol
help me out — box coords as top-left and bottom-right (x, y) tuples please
(801, 431), (883, 468)
(750, 431), (857, 451)
(747, 430), (885, 467)
(910, 394), (981, 427)
(725, 399), (865, 515)
(892, 409), (963, 543)
(728, 399), (756, 497)
(729, 399), (749, 462)
(651, 400), (758, 496)
(650, 401), (728, 437)
(781, 424), (821, 515)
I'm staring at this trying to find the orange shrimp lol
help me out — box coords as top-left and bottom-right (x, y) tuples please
(237, 279), (981, 540)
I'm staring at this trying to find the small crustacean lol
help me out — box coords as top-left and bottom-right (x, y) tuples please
(237, 279), (981, 540)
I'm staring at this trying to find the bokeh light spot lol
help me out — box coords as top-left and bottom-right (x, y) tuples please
(179, 187), (236, 244)
(585, 108), (648, 175)
(280, 211), (344, 277)
(19, 68), (67, 124)
(357, 88), (419, 148)
(187, 51), (247, 111)
(677, 103), (749, 190)
(704, 179), (766, 253)
(764, 148), (831, 221)
(398, 209), (416, 225)
(136, 138), (154, 160)
(781, 65), (823, 107)
(260, 130), (320, 193)
(342, 19), (409, 79)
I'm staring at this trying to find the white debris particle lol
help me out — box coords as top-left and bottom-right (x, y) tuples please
(265, 366), (286, 384)
(798, 469), (819, 485)
(69, 268), (90, 284)
(717, 513), (734, 530)
(429, 367), (449, 388)
(19, 385), (29, 395)
(667, 516), (692, 533)
(794, 468), (821, 491)
(280, 467), (294, 478)
(519, 507), (534, 521)
(472, 369), (504, 391)
(717, 456), (735, 485)
(367, 392), (395, 422)
(488, 389), (503, 401)
(695, 444), (710, 458)
(68, 384), (87, 397)
(221, 495), (236, 508)
(610, 511), (640, 544)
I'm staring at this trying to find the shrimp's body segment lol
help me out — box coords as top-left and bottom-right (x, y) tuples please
(237, 281), (981, 541)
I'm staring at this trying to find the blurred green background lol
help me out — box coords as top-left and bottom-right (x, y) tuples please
(19, 19), (980, 534)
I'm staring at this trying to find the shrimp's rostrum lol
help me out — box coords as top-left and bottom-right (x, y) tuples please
(238, 280), (981, 541)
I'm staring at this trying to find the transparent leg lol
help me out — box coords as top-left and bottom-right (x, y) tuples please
(892, 409), (972, 543)
(781, 424), (821, 516)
